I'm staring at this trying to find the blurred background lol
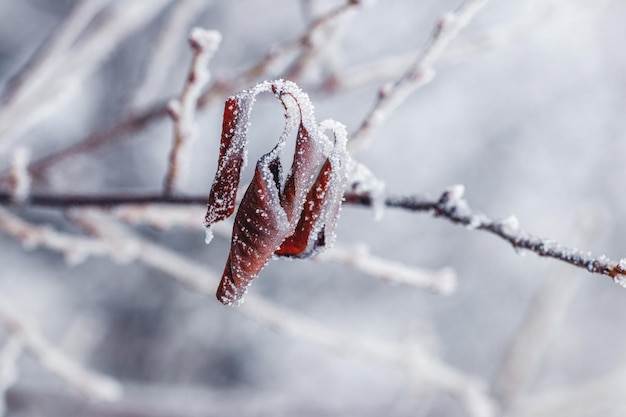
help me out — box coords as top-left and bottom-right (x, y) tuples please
(0, 0), (625, 416)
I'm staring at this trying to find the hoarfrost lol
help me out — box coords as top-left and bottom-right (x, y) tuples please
(204, 226), (214, 245)
(500, 215), (519, 232)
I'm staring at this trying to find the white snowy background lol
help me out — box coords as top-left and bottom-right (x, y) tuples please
(0, 0), (625, 416)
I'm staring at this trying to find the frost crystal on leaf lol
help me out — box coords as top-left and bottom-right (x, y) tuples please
(205, 80), (351, 305)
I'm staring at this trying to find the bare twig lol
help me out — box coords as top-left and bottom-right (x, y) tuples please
(349, 0), (488, 150)
(371, 186), (626, 286)
(315, 243), (457, 294)
(0, 208), (138, 265)
(0, 294), (122, 401)
(0, 185), (625, 287)
(163, 28), (221, 195)
(114, 204), (458, 295)
(492, 208), (606, 410)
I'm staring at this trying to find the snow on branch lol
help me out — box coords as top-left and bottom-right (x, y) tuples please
(163, 28), (222, 195)
(347, 185), (626, 288)
(1, 183), (625, 289)
(349, 0), (488, 150)
(0, 294), (122, 401)
(0, 0), (362, 187)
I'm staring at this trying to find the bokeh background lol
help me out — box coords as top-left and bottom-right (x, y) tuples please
(0, 0), (625, 416)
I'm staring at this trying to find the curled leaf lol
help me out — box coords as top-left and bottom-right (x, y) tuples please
(205, 80), (349, 305)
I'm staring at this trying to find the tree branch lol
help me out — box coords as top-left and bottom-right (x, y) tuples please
(349, 0), (488, 150)
(0, 184), (625, 287)
(163, 28), (221, 195)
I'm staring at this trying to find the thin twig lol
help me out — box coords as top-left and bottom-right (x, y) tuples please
(196, 0), (364, 108)
(0, 207), (138, 265)
(283, 0), (360, 81)
(348, 0), (488, 150)
(0, 0), (359, 186)
(373, 186), (626, 285)
(112, 204), (457, 295)
(0, 293), (122, 401)
(163, 28), (221, 195)
(314, 243), (457, 294)
(492, 208), (606, 410)
(0, 186), (624, 287)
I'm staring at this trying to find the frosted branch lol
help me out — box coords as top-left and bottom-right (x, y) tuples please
(1, 185), (625, 287)
(361, 185), (626, 287)
(0, 208), (137, 265)
(72, 210), (495, 417)
(315, 243), (457, 294)
(197, 0), (364, 108)
(163, 28), (222, 195)
(73, 210), (218, 294)
(283, 0), (360, 81)
(0, 1), (360, 185)
(0, 295), (122, 401)
(349, 0), (488, 150)
(492, 208), (606, 410)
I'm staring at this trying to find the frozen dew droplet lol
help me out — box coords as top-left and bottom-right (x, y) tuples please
(205, 226), (214, 245)
(501, 215), (519, 232)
